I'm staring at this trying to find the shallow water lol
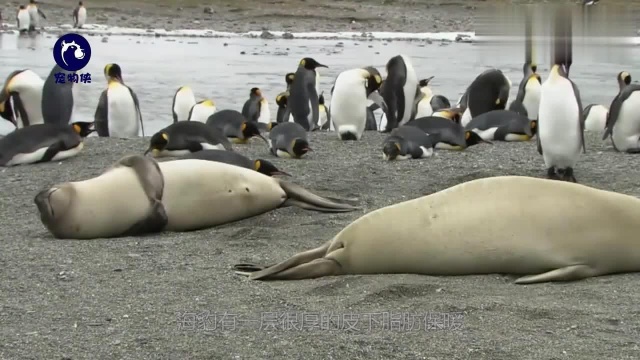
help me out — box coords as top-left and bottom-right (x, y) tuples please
(1, 32), (639, 135)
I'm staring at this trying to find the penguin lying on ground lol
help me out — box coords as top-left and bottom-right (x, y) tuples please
(603, 71), (640, 153)
(206, 109), (267, 144)
(382, 125), (438, 161)
(178, 149), (291, 177)
(0, 121), (94, 166)
(465, 110), (537, 142)
(144, 121), (232, 157)
(268, 122), (312, 158)
(407, 116), (491, 150)
(171, 86), (196, 123)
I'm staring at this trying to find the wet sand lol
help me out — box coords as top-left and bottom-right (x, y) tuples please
(2, 131), (640, 359)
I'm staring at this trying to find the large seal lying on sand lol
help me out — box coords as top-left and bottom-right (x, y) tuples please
(235, 176), (640, 285)
(34, 155), (358, 239)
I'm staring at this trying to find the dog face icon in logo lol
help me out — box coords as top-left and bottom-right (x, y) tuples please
(53, 33), (92, 72)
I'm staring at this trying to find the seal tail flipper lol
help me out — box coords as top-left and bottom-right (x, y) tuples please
(514, 264), (599, 285)
(249, 258), (342, 280)
(235, 240), (339, 280)
(278, 180), (359, 212)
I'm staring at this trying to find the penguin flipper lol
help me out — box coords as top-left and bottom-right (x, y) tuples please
(308, 83), (320, 131)
(536, 132), (543, 155)
(128, 86), (144, 137)
(570, 80), (586, 153)
(38, 8), (46, 19)
(94, 89), (109, 137)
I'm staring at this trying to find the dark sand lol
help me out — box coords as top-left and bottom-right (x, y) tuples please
(2, 130), (640, 359)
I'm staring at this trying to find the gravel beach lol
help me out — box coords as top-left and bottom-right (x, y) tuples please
(2, 131), (640, 359)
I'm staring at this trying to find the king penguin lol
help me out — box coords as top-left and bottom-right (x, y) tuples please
(94, 63), (145, 138)
(330, 66), (387, 140)
(26, 0), (46, 33)
(318, 92), (331, 130)
(171, 86), (196, 123)
(268, 122), (312, 158)
(206, 109), (267, 144)
(285, 57), (328, 131)
(509, 63), (542, 121)
(602, 71), (640, 153)
(42, 64), (77, 126)
(73, 1), (87, 29)
(459, 68), (512, 127)
(144, 121), (232, 157)
(0, 69), (44, 128)
(382, 125), (438, 161)
(582, 104), (608, 133)
(242, 87), (265, 123)
(187, 99), (216, 123)
(538, 64), (585, 181)
(380, 54), (419, 132)
(413, 76), (436, 119)
(16, 5), (30, 34)
(0, 121), (94, 166)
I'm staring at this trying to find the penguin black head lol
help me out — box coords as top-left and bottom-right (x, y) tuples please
(241, 121), (267, 143)
(464, 130), (492, 147)
(382, 139), (402, 161)
(29, 0), (36, 4)
(104, 63), (123, 83)
(617, 71), (631, 89)
(71, 121), (95, 137)
(275, 93), (288, 108)
(79, 1), (83, 5)
(418, 76), (435, 88)
(144, 131), (169, 156)
(299, 58), (328, 70)
(253, 159), (291, 177)
(285, 73), (295, 85)
(291, 138), (312, 158)
(19, 5), (25, 9)
(362, 67), (383, 95)
(250, 87), (262, 98)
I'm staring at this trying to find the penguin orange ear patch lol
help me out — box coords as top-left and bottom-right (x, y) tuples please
(73, 124), (82, 133)
(299, 59), (306, 66)
(394, 143), (401, 151)
(374, 74), (382, 84)
(495, 98), (501, 105)
(465, 131), (471, 140)
(241, 122), (247, 131)
(161, 132), (168, 141)
(254, 160), (261, 171)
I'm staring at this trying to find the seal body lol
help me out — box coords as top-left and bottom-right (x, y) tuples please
(172, 86), (196, 123)
(187, 99), (216, 123)
(537, 64), (585, 181)
(380, 54), (418, 131)
(0, 69), (44, 127)
(240, 176), (640, 284)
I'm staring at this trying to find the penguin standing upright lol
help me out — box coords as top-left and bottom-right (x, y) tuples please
(317, 92), (331, 130)
(73, 1), (87, 28)
(509, 63), (542, 120)
(16, 6), (30, 34)
(42, 64), (76, 126)
(285, 57), (328, 131)
(380, 54), (419, 132)
(242, 87), (264, 123)
(537, 15), (585, 182)
(187, 99), (216, 123)
(275, 92), (289, 123)
(603, 71), (640, 153)
(413, 76), (435, 118)
(94, 63), (145, 138)
(330, 66), (387, 140)
(459, 68), (512, 126)
(26, 0), (46, 33)
(171, 86), (196, 123)
(0, 69), (45, 128)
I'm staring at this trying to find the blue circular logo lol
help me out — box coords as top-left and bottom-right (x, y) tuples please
(53, 33), (92, 71)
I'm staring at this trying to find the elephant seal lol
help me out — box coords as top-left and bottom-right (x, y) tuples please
(235, 176), (640, 284)
(34, 155), (358, 239)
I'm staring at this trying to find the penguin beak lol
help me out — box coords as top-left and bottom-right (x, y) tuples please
(317, 63), (328, 68)
(143, 147), (154, 156)
(272, 170), (292, 177)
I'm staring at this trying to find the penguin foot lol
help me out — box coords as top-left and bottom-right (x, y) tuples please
(546, 167), (560, 180)
(625, 148), (640, 154)
(557, 167), (577, 183)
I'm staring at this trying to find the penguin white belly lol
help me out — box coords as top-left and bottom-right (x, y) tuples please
(107, 85), (139, 138)
(523, 81), (542, 120)
(378, 112), (388, 132)
(17, 10), (30, 30)
(611, 92), (640, 151)
(174, 90), (196, 122)
(472, 127), (498, 141)
(415, 97), (434, 118)
(6, 142), (84, 166)
(287, 114), (294, 122)
(584, 105), (608, 133)
(418, 146), (434, 158)
(257, 99), (270, 124)
(12, 70), (45, 127)
(318, 105), (328, 128)
(399, 55), (418, 125)
(538, 80), (581, 169)
(189, 104), (216, 123)
(330, 71), (368, 140)
(77, 8), (87, 27)
(460, 108), (472, 127)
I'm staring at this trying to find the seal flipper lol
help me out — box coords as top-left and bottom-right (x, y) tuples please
(236, 239), (334, 280)
(514, 264), (599, 285)
(278, 180), (359, 212)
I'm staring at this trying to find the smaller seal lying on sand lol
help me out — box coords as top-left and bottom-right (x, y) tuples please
(235, 176), (640, 284)
(34, 155), (358, 239)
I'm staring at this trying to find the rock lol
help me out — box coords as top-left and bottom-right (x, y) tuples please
(101, 37), (108, 43)
(203, 6), (213, 14)
(282, 32), (294, 39)
(260, 31), (275, 39)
